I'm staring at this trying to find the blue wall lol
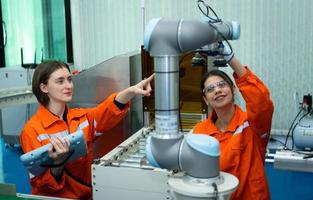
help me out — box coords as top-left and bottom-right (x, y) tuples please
(266, 163), (313, 200)
(0, 138), (31, 194)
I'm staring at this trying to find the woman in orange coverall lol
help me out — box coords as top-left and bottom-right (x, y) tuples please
(20, 60), (154, 199)
(192, 55), (274, 200)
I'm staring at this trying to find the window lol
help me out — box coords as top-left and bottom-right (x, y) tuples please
(0, 0), (72, 67)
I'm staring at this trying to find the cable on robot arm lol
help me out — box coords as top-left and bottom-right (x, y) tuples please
(197, 0), (234, 62)
(197, 0), (221, 23)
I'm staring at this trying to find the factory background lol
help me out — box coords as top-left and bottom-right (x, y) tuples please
(0, 0), (313, 199)
(3, 0), (312, 131)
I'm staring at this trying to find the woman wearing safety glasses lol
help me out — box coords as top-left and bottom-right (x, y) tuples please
(192, 53), (274, 200)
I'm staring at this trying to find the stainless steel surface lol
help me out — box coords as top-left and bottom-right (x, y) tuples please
(70, 51), (143, 134)
(155, 56), (179, 112)
(129, 53), (144, 133)
(71, 52), (137, 107)
(70, 51), (143, 157)
(97, 128), (152, 168)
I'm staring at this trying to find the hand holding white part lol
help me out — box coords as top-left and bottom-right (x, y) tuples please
(48, 136), (71, 164)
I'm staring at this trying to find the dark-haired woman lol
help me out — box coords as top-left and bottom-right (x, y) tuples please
(193, 56), (274, 200)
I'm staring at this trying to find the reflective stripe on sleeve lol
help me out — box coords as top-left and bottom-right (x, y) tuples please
(233, 121), (250, 136)
(261, 133), (268, 139)
(93, 119), (97, 129)
(78, 120), (89, 130)
(95, 132), (103, 137)
(37, 130), (69, 142)
(93, 119), (103, 137)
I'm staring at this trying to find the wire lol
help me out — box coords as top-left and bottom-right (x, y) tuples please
(207, 24), (234, 60)
(197, 0), (221, 22)
(270, 137), (313, 159)
(291, 111), (310, 149)
(196, 0), (234, 63)
(270, 137), (286, 147)
(283, 109), (303, 149)
(212, 182), (218, 200)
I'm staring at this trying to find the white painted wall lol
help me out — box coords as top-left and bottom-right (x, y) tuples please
(70, 0), (313, 131)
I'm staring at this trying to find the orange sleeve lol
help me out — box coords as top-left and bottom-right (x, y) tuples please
(20, 126), (67, 192)
(234, 67), (274, 135)
(87, 93), (130, 138)
(193, 119), (209, 134)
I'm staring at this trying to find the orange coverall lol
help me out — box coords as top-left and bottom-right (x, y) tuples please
(20, 93), (130, 199)
(193, 68), (274, 200)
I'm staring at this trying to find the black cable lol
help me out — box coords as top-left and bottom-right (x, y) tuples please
(270, 137), (313, 158)
(270, 137), (286, 147)
(197, 0), (221, 22)
(197, 0), (234, 63)
(212, 182), (218, 200)
(207, 24), (234, 60)
(291, 111), (310, 149)
(283, 109), (303, 149)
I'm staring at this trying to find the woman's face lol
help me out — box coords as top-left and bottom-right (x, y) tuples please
(202, 75), (234, 109)
(40, 67), (74, 106)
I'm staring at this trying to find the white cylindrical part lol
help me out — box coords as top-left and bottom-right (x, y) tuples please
(168, 172), (239, 200)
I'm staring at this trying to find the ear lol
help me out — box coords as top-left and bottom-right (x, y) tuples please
(40, 83), (48, 93)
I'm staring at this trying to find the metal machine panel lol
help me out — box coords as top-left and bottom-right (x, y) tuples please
(70, 51), (143, 158)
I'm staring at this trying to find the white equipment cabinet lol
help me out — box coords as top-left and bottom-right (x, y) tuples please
(92, 128), (238, 200)
(92, 128), (172, 200)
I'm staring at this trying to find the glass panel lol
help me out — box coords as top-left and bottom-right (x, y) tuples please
(1, 0), (67, 67)
(42, 0), (67, 62)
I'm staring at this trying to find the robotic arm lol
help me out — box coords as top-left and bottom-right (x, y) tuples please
(144, 18), (240, 56)
(145, 17), (240, 177)
(144, 16), (240, 199)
